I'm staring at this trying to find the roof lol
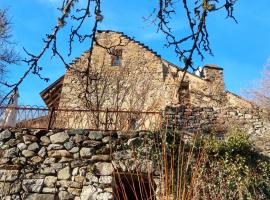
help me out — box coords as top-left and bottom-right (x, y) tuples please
(40, 75), (64, 109)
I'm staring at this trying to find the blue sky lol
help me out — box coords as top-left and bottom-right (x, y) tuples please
(1, 0), (270, 106)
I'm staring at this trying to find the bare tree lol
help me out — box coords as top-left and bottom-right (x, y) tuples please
(0, 9), (19, 103)
(248, 62), (270, 109)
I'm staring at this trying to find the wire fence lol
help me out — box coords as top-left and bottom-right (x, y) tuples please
(0, 106), (163, 131)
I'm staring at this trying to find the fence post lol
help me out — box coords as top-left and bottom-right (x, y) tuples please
(47, 107), (55, 130)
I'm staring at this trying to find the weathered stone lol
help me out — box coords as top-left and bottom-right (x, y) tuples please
(40, 136), (50, 145)
(96, 192), (113, 200)
(4, 147), (18, 158)
(0, 182), (11, 195)
(72, 167), (79, 176)
(17, 143), (27, 151)
(80, 147), (93, 158)
(5, 139), (19, 147)
(74, 175), (85, 183)
(99, 176), (113, 184)
(81, 185), (98, 200)
(102, 136), (110, 143)
(44, 176), (57, 187)
(69, 147), (79, 153)
(48, 150), (71, 158)
(73, 134), (85, 143)
(50, 132), (69, 144)
(0, 158), (10, 164)
(58, 191), (74, 200)
(86, 174), (99, 183)
(23, 135), (37, 144)
(88, 131), (103, 140)
(22, 150), (35, 157)
(44, 157), (56, 164)
(10, 180), (21, 194)
(42, 187), (57, 193)
(91, 155), (110, 162)
(59, 157), (73, 163)
(28, 142), (39, 151)
(0, 170), (19, 181)
(25, 193), (55, 200)
(58, 166), (71, 180)
(48, 144), (64, 150)
(30, 156), (43, 164)
(22, 179), (44, 193)
(82, 140), (102, 147)
(56, 180), (81, 188)
(38, 147), (46, 157)
(64, 141), (75, 150)
(94, 162), (114, 175)
(40, 167), (56, 175)
(0, 130), (12, 141)
(67, 187), (81, 196)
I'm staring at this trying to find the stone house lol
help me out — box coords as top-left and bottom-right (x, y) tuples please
(40, 30), (269, 134)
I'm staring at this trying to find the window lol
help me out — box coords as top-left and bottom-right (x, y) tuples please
(111, 49), (122, 66)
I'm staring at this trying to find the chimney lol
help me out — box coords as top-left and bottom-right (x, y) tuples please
(202, 64), (225, 93)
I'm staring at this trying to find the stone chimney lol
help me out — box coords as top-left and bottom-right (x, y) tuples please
(202, 64), (225, 96)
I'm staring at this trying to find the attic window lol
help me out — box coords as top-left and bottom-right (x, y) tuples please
(111, 49), (122, 66)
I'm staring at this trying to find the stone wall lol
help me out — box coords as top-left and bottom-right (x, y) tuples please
(0, 129), (158, 200)
(165, 105), (270, 156)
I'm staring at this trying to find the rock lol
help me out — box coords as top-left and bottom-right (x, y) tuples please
(25, 193), (55, 200)
(48, 150), (71, 158)
(86, 173), (98, 183)
(28, 142), (39, 151)
(0, 130), (12, 141)
(40, 136), (50, 145)
(58, 166), (71, 180)
(0, 158), (10, 164)
(44, 176), (57, 187)
(22, 150), (35, 157)
(22, 179), (44, 193)
(81, 185), (98, 200)
(67, 187), (81, 196)
(23, 135), (37, 144)
(64, 141), (75, 150)
(40, 167), (56, 175)
(97, 192), (113, 200)
(94, 162), (114, 175)
(69, 147), (79, 153)
(0, 182), (11, 195)
(47, 144), (64, 150)
(0, 170), (19, 181)
(99, 176), (113, 184)
(82, 140), (102, 147)
(73, 134), (85, 143)
(74, 175), (85, 183)
(42, 187), (57, 193)
(58, 191), (74, 200)
(72, 167), (79, 176)
(17, 143), (27, 151)
(5, 139), (18, 146)
(80, 147), (93, 158)
(89, 131), (103, 140)
(102, 136), (110, 143)
(91, 155), (110, 162)
(50, 132), (69, 144)
(44, 157), (56, 164)
(127, 137), (144, 147)
(31, 156), (43, 164)
(4, 147), (18, 158)
(38, 147), (47, 157)
(10, 180), (21, 194)
(56, 180), (81, 188)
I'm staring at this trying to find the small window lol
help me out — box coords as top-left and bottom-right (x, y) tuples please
(111, 49), (122, 66)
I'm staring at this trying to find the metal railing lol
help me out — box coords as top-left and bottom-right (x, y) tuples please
(0, 106), (163, 131)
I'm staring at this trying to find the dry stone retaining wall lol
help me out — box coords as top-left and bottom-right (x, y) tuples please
(0, 129), (157, 200)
